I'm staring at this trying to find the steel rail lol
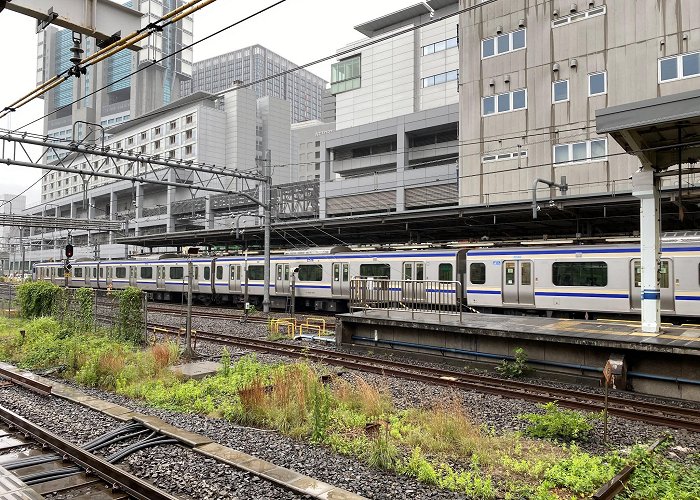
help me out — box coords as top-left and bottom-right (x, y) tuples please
(0, 405), (179, 500)
(148, 323), (700, 432)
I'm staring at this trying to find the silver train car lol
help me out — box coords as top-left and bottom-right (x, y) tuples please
(33, 243), (700, 318)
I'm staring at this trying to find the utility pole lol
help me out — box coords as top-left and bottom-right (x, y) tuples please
(262, 150), (272, 314)
(182, 258), (197, 360)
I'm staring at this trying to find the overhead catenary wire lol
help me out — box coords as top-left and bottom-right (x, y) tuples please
(12, 0), (290, 133)
(0, 0), (216, 120)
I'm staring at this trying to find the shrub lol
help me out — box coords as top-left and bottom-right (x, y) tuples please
(16, 281), (61, 319)
(543, 444), (623, 495)
(496, 347), (533, 378)
(520, 402), (596, 442)
(74, 287), (95, 331)
(113, 287), (145, 344)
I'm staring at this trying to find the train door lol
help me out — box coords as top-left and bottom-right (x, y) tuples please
(129, 266), (137, 287)
(229, 264), (242, 293)
(332, 262), (349, 296)
(502, 260), (534, 306)
(402, 262), (427, 302)
(275, 263), (290, 294)
(630, 259), (675, 312)
(156, 265), (166, 290)
(85, 267), (91, 287)
(105, 267), (113, 288)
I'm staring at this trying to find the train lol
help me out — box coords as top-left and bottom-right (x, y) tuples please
(32, 242), (700, 319)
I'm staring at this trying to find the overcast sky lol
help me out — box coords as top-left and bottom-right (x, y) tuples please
(0, 0), (415, 208)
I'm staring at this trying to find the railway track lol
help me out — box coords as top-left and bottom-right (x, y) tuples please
(149, 322), (700, 433)
(0, 405), (177, 500)
(147, 304), (338, 329)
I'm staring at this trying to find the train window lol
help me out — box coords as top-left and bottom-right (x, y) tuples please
(115, 267), (126, 279)
(74, 268), (83, 278)
(552, 261), (607, 287)
(470, 263), (486, 284)
(298, 265), (323, 281)
(416, 263), (424, 281)
(521, 262), (532, 286)
(194, 267), (199, 280)
(204, 267), (210, 280)
(93, 267), (97, 278)
(658, 261), (669, 288)
(333, 265), (340, 282)
(236, 266), (241, 280)
(216, 266), (223, 280)
(140, 267), (153, 279)
(343, 264), (349, 282)
(360, 264), (391, 278)
(99, 268), (103, 278)
(248, 265), (264, 280)
(276, 264), (282, 280)
(170, 267), (184, 280)
(403, 263), (412, 280)
(439, 263), (453, 281)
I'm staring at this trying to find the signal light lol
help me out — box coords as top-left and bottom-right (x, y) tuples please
(65, 244), (74, 258)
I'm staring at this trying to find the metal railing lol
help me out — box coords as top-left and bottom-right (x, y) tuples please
(349, 278), (463, 321)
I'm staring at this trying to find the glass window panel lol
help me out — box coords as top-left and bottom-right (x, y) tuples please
(497, 93), (511, 112)
(589, 72), (606, 95)
(512, 29), (526, 50)
(140, 267), (153, 279)
(682, 53), (700, 77)
(658, 261), (670, 288)
(660, 57), (678, 81)
(497, 33), (510, 53)
(116, 267), (126, 279)
(552, 262), (608, 286)
(572, 142), (587, 161)
(447, 70), (458, 81)
(434, 40), (446, 52)
(360, 264), (391, 278)
(248, 265), (264, 280)
(512, 89), (526, 109)
(470, 263), (486, 284)
(591, 139), (607, 159)
(169, 267), (184, 280)
(216, 266), (223, 280)
(505, 262), (516, 285)
(482, 38), (494, 58)
(403, 263), (412, 280)
(333, 265), (340, 282)
(416, 263), (424, 281)
(446, 37), (458, 49)
(434, 72), (447, 85)
(423, 44), (434, 56)
(554, 145), (570, 164)
(553, 80), (569, 102)
(203, 267), (210, 280)
(423, 76), (434, 87)
(438, 263), (453, 281)
(521, 262), (531, 285)
(483, 96), (495, 115)
(298, 265), (323, 281)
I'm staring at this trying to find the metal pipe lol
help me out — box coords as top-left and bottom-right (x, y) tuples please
(532, 177), (568, 219)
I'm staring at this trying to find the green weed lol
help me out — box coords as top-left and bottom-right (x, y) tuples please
(496, 347), (533, 378)
(519, 401), (596, 442)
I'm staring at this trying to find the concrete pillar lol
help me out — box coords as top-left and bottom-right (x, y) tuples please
(396, 125), (407, 212)
(319, 146), (330, 218)
(633, 168), (661, 333)
(205, 195), (214, 229)
(135, 184), (144, 219)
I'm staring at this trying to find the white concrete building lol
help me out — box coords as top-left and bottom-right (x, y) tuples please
(320, 0), (461, 217)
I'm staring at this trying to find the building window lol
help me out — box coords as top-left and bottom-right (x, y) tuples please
(423, 36), (458, 56)
(482, 150), (527, 163)
(659, 51), (700, 82)
(184, 145), (193, 155)
(154, 126), (161, 136)
(154, 140), (161, 150)
(169, 120), (177, 130)
(140, 132), (147, 140)
(553, 138), (607, 164)
(169, 135), (176, 145)
(552, 262), (608, 287)
(185, 129), (193, 140)
(552, 5), (606, 28)
(168, 150), (175, 158)
(127, 137), (134, 145)
(422, 69), (458, 88)
(140, 145), (146, 154)
(588, 71), (607, 96)
(552, 80), (569, 103)
(482, 89), (527, 116)
(481, 29), (525, 59)
(186, 114), (193, 124)
(331, 55), (361, 94)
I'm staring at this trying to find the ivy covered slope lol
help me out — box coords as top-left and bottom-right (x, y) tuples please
(0, 282), (697, 499)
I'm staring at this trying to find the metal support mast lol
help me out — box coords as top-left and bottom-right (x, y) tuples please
(262, 150), (271, 314)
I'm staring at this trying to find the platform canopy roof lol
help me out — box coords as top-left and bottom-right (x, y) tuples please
(596, 89), (700, 170)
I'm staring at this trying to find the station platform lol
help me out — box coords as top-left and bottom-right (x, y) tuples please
(336, 310), (700, 401)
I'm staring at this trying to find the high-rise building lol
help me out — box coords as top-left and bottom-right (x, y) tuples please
(182, 45), (327, 123)
(36, 1), (193, 166)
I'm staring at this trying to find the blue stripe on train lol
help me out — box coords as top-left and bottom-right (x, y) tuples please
(535, 291), (629, 299)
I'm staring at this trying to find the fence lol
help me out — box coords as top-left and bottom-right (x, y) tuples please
(349, 278), (463, 321)
(0, 282), (148, 343)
